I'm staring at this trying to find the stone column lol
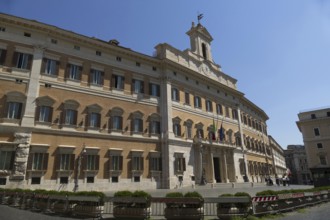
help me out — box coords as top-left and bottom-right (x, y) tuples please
(210, 150), (215, 183)
(11, 132), (31, 180)
(237, 106), (249, 182)
(160, 75), (172, 189)
(222, 150), (228, 183)
(21, 46), (44, 127)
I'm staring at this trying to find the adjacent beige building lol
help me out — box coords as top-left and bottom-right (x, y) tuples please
(268, 135), (286, 178)
(0, 13), (273, 191)
(297, 108), (330, 186)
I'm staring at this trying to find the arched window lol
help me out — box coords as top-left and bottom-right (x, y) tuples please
(202, 43), (207, 60)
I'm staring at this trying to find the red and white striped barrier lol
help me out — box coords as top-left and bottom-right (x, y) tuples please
(252, 196), (277, 203)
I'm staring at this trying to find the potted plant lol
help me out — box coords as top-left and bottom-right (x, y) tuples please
(164, 191), (203, 220)
(113, 190), (151, 219)
(217, 192), (251, 220)
(71, 191), (105, 218)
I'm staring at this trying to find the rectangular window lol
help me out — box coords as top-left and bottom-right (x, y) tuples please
(0, 49), (7, 65)
(311, 114), (316, 119)
(314, 128), (320, 136)
(90, 69), (103, 86)
(150, 121), (160, 134)
(89, 112), (100, 128)
(327, 112), (330, 117)
(111, 116), (123, 131)
(132, 79), (144, 93)
(206, 100), (213, 112)
(133, 118), (143, 133)
(31, 177), (41, 185)
(184, 92), (190, 105)
(85, 155), (99, 170)
(194, 96), (201, 108)
(86, 176), (94, 183)
(232, 109), (238, 120)
(51, 39), (57, 44)
(74, 45), (80, 50)
(171, 88), (180, 101)
(0, 27), (6, 32)
(134, 176), (140, 182)
(186, 125), (192, 139)
(32, 153), (48, 170)
(320, 156), (327, 165)
(225, 107), (230, 118)
(38, 106), (52, 122)
(64, 109), (77, 125)
(24, 32), (31, 37)
(45, 59), (58, 75)
(110, 155), (123, 171)
(112, 176), (119, 183)
(150, 157), (162, 171)
(173, 123), (181, 137)
(60, 177), (69, 184)
(96, 51), (102, 56)
(216, 104), (223, 115)
(7, 102), (22, 119)
(0, 178), (7, 185)
(113, 75), (125, 90)
(149, 83), (160, 97)
(174, 157), (186, 173)
(132, 156), (143, 171)
(0, 151), (14, 170)
(16, 52), (31, 69)
(59, 154), (74, 171)
(317, 143), (323, 149)
(68, 64), (81, 80)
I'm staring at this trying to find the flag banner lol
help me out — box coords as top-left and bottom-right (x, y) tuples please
(219, 124), (225, 141)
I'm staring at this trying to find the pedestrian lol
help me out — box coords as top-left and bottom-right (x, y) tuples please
(275, 174), (280, 186)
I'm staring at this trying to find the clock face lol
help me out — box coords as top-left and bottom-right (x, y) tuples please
(200, 63), (217, 78)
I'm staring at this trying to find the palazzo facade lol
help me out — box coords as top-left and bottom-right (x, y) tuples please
(0, 13), (273, 191)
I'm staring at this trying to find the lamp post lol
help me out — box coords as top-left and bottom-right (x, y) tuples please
(74, 144), (86, 192)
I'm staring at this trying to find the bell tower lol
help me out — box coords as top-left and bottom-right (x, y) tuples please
(186, 21), (214, 62)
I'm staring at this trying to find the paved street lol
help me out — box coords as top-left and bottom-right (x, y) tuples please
(277, 202), (330, 220)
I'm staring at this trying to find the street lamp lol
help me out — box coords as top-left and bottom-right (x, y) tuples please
(74, 144), (86, 192)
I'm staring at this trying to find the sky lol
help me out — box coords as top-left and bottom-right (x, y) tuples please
(1, 0), (330, 149)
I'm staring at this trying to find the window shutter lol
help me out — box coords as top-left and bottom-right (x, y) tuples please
(149, 83), (152, 95)
(119, 116), (123, 130)
(43, 153), (49, 170)
(17, 103), (23, 119)
(82, 154), (87, 171)
(140, 157), (144, 171)
(139, 119), (143, 132)
(86, 113), (90, 127)
(89, 69), (93, 83)
(9, 151), (16, 170)
(78, 66), (82, 80)
(35, 106), (40, 122)
(149, 157), (152, 171)
(119, 156), (123, 170)
(55, 154), (61, 170)
(132, 79), (135, 92)
(111, 75), (116, 88)
(101, 71), (104, 85)
(141, 81), (144, 93)
(109, 156), (113, 170)
(182, 158), (186, 171)
(27, 54), (33, 70)
(174, 159), (178, 172)
(97, 113), (101, 128)
(41, 58), (46, 73)
(65, 64), (70, 79)
(27, 153), (33, 170)
(95, 155), (100, 170)
(48, 107), (53, 123)
(121, 77), (125, 89)
(178, 125), (181, 136)
(61, 110), (65, 125)
(131, 119), (134, 132)
(55, 61), (60, 75)
(12, 52), (18, 67)
(0, 49), (7, 65)
(70, 154), (75, 170)
(73, 110), (77, 125)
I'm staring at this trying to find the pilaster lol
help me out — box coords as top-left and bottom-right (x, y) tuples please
(21, 46), (44, 127)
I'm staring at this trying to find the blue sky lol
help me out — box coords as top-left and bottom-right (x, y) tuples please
(1, 0), (330, 148)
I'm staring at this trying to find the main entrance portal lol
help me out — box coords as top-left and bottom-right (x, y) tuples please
(213, 157), (221, 183)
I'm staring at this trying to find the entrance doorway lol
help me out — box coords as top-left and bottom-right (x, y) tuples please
(213, 157), (221, 183)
